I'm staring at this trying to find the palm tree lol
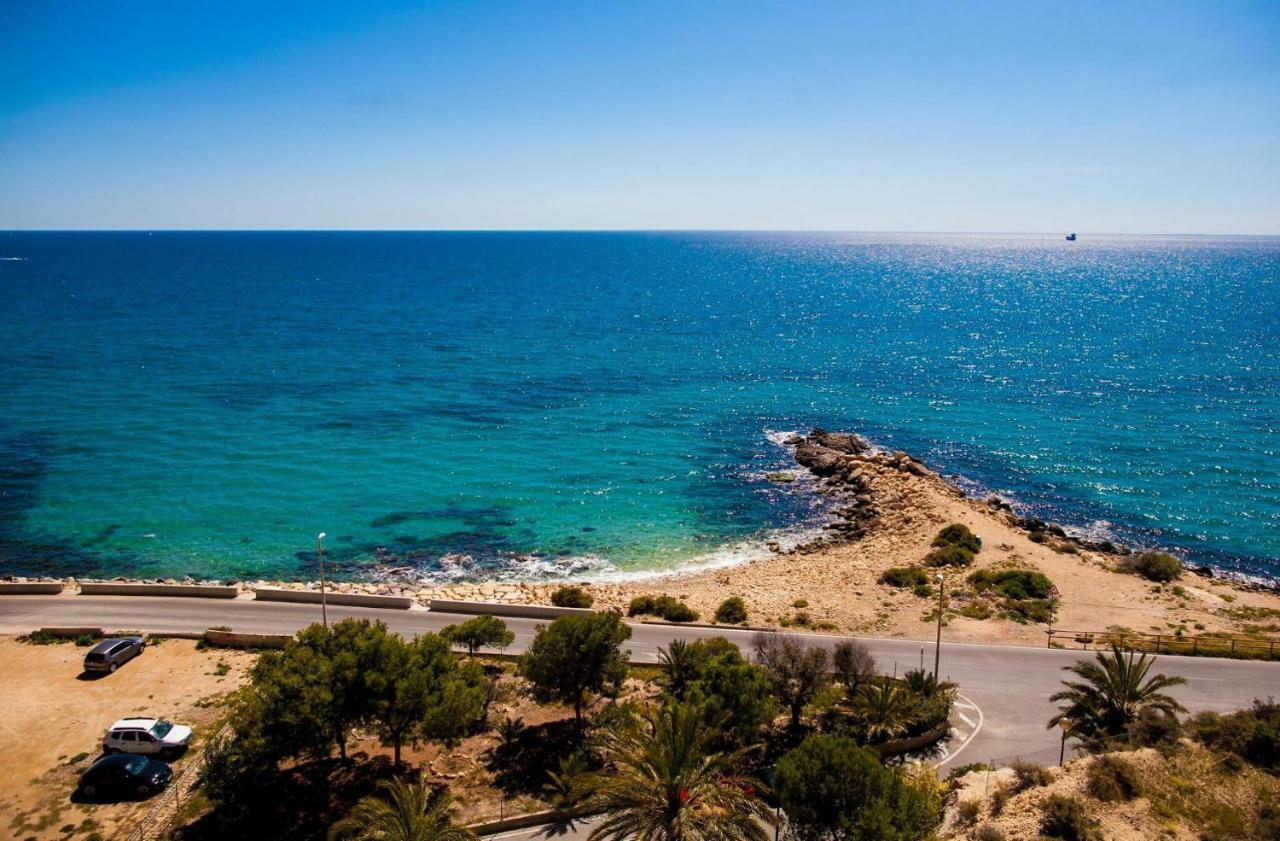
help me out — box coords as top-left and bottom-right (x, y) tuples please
(852, 680), (918, 743)
(657, 639), (698, 699)
(329, 777), (476, 841)
(587, 701), (774, 841)
(1047, 645), (1187, 744)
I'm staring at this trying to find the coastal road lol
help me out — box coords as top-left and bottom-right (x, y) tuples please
(1, 594), (1276, 774)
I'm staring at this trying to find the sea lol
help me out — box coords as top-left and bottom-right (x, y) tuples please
(1, 231), (1277, 584)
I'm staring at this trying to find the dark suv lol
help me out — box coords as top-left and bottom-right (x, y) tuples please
(78, 753), (172, 799)
(83, 636), (145, 674)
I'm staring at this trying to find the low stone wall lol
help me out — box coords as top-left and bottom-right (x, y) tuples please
(429, 599), (594, 620)
(203, 629), (293, 649)
(252, 587), (412, 609)
(79, 582), (239, 599)
(0, 582), (64, 595)
(467, 807), (586, 835)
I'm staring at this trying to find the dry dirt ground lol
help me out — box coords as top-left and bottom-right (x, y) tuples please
(0, 636), (254, 841)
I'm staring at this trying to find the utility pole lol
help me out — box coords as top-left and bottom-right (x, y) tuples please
(933, 571), (945, 677)
(317, 532), (329, 628)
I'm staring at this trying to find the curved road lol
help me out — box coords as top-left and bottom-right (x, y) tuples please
(2, 594), (1275, 775)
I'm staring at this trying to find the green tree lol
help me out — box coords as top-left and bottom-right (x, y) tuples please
(518, 612), (631, 728)
(587, 701), (773, 841)
(440, 615), (515, 657)
(752, 632), (830, 730)
(774, 735), (941, 841)
(832, 640), (877, 698)
(376, 633), (487, 767)
(328, 777), (476, 841)
(1048, 645), (1187, 744)
(664, 637), (776, 747)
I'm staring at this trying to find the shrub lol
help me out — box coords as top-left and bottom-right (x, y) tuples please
(1028, 530), (1047, 543)
(1039, 794), (1099, 841)
(714, 596), (748, 624)
(1126, 707), (1181, 748)
(972, 824), (1005, 841)
(18, 629), (58, 645)
(956, 799), (981, 826)
(627, 594), (699, 622)
(924, 545), (975, 568)
(880, 566), (929, 589)
(989, 784), (1010, 816)
(793, 598), (810, 609)
(1189, 698), (1280, 772)
(946, 762), (990, 780)
(1004, 597), (1054, 624)
(550, 585), (593, 608)
(1134, 551), (1182, 583)
(933, 523), (981, 554)
(912, 583), (935, 598)
(1086, 755), (1141, 802)
(74, 633), (98, 647)
(969, 569), (1054, 601)
(832, 640), (876, 696)
(1010, 759), (1052, 792)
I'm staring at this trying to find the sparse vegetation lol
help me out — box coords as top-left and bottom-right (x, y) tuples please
(879, 566), (929, 589)
(923, 545), (975, 568)
(1086, 755), (1142, 802)
(1039, 794), (1099, 841)
(549, 585), (593, 608)
(1133, 551), (1182, 583)
(933, 523), (981, 554)
(714, 596), (748, 624)
(627, 593), (699, 622)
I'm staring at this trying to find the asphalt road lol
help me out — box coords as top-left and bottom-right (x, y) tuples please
(2, 594), (1276, 780)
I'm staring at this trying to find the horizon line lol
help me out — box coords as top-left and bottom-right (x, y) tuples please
(4, 228), (1280, 238)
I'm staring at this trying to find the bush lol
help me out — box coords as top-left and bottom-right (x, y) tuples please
(1039, 794), (1099, 841)
(550, 585), (593, 608)
(933, 523), (981, 554)
(972, 824), (1005, 841)
(1133, 551), (1182, 583)
(1189, 698), (1280, 772)
(955, 799), (981, 826)
(1010, 759), (1052, 792)
(1028, 530), (1047, 543)
(714, 596), (748, 624)
(627, 594), (699, 622)
(880, 566), (929, 589)
(1086, 755), (1141, 802)
(989, 784), (1010, 816)
(969, 569), (1055, 600)
(923, 545), (975, 568)
(1126, 707), (1181, 748)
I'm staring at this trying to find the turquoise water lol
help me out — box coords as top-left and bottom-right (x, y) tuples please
(1, 232), (1277, 582)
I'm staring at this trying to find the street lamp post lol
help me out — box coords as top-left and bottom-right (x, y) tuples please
(933, 571), (945, 677)
(317, 532), (328, 628)
(1059, 720), (1072, 765)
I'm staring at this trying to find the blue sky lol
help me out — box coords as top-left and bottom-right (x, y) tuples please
(2, 1), (1277, 232)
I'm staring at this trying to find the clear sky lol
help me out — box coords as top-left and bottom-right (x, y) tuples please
(2, 1), (1277, 233)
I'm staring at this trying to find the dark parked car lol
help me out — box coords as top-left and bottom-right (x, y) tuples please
(82, 636), (145, 674)
(78, 753), (172, 799)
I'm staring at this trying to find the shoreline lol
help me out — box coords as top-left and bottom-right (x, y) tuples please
(6, 429), (1279, 648)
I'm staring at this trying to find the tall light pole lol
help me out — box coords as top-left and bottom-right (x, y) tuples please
(933, 571), (945, 677)
(317, 532), (328, 628)
(1058, 719), (1073, 765)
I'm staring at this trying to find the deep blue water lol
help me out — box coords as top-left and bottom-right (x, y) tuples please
(0, 232), (1277, 583)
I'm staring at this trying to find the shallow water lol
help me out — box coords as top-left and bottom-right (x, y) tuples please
(1, 231), (1276, 582)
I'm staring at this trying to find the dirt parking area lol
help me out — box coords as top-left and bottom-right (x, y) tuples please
(0, 636), (255, 841)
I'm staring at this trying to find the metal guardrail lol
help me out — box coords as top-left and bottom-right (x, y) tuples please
(1046, 628), (1278, 660)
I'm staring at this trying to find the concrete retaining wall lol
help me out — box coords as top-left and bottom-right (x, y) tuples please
(252, 588), (412, 610)
(467, 808), (585, 835)
(41, 626), (104, 638)
(79, 582), (239, 599)
(429, 599), (594, 620)
(204, 629), (293, 649)
(0, 582), (64, 595)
